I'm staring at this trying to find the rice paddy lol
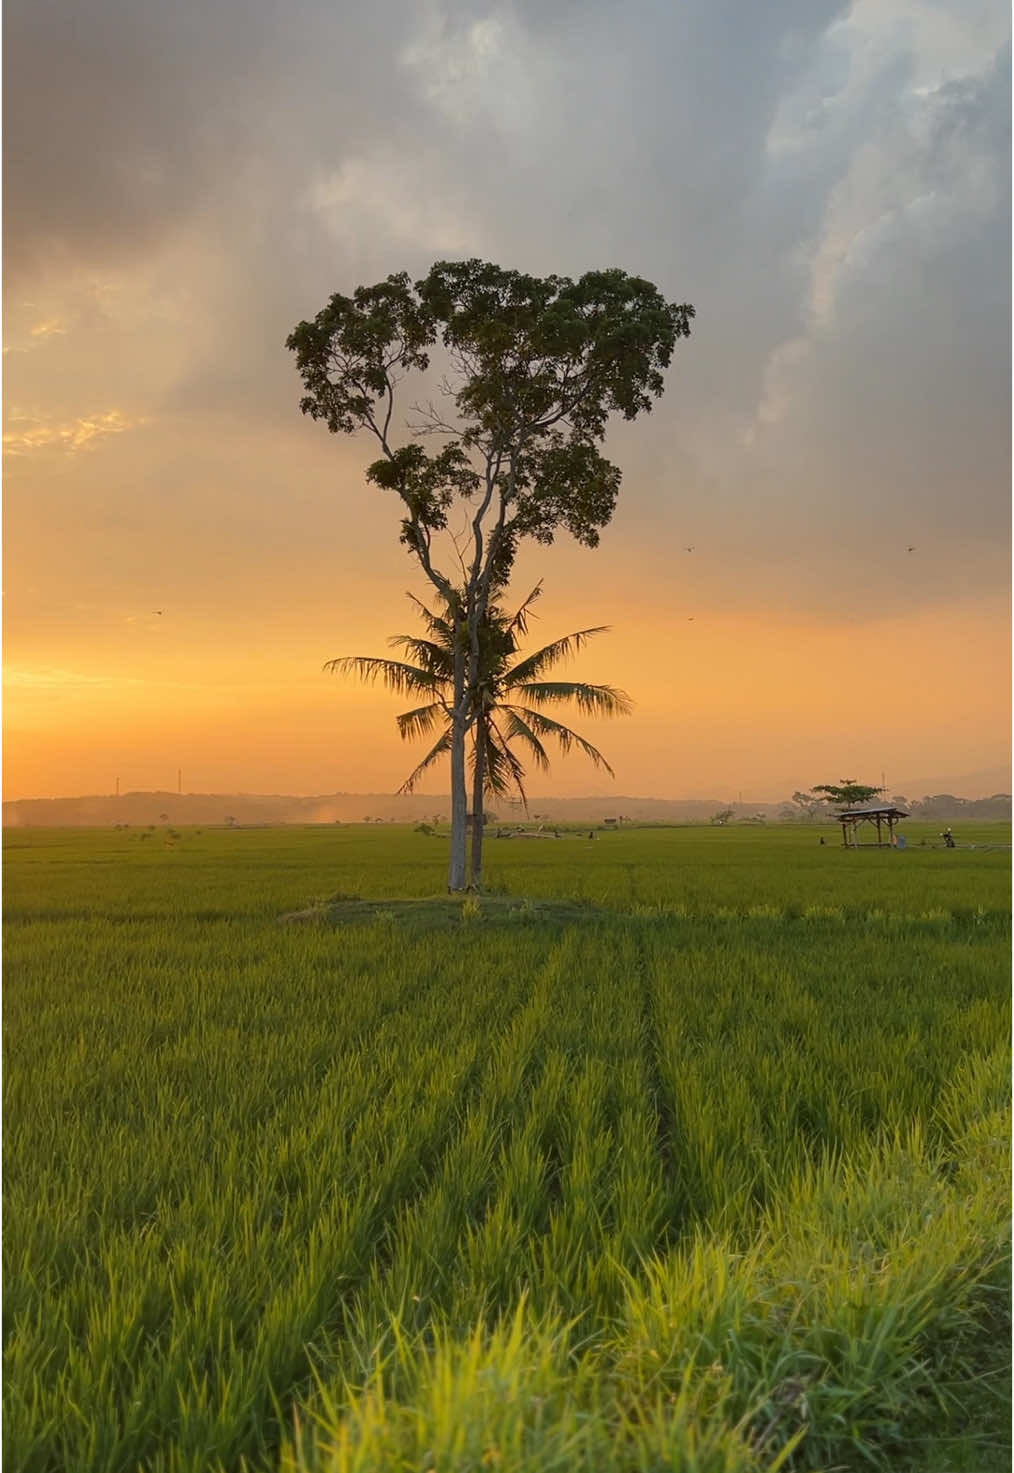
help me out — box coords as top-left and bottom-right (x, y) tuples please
(4, 822), (1010, 1472)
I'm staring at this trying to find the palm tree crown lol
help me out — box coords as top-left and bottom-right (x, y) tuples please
(325, 583), (632, 810)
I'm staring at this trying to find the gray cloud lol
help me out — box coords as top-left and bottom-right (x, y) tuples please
(3, 0), (434, 277)
(4, 0), (1009, 621)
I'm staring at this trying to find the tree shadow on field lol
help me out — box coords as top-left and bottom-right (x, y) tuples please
(279, 895), (609, 934)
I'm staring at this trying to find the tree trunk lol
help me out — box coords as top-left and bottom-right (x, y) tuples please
(469, 722), (485, 889)
(448, 708), (468, 891)
(447, 638), (468, 892)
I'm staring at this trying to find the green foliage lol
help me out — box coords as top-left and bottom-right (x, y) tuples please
(286, 259), (692, 559)
(811, 779), (885, 810)
(285, 273), (434, 436)
(4, 825), (1009, 1473)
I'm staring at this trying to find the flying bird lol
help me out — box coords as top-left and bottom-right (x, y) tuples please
(152, 609), (165, 615)
(906, 546), (916, 553)
(684, 545), (694, 552)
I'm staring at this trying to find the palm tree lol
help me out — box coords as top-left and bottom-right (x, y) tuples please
(326, 583), (632, 887)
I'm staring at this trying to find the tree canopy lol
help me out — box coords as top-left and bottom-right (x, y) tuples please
(287, 260), (693, 568)
(810, 779), (886, 810)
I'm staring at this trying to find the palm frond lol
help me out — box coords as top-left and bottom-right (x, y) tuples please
(507, 704), (616, 777)
(396, 729), (452, 794)
(499, 709), (552, 773)
(504, 628), (611, 685)
(388, 634), (454, 679)
(505, 582), (543, 638)
(347, 586), (627, 806)
(514, 681), (633, 718)
(486, 719), (530, 810)
(479, 739), (514, 800)
(324, 655), (441, 697)
(396, 702), (449, 741)
(405, 592), (455, 642)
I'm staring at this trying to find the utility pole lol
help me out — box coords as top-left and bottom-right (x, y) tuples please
(177, 768), (182, 795)
(115, 776), (119, 798)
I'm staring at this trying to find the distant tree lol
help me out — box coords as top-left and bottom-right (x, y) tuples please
(159, 812), (169, 824)
(890, 794), (911, 811)
(917, 793), (973, 821)
(225, 815), (237, 827)
(288, 259), (693, 890)
(711, 808), (734, 825)
(791, 789), (828, 821)
(811, 779), (884, 810)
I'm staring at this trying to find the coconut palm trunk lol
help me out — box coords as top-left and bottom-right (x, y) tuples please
(448, 642), (469, 892)
(469, 717), (487, 889)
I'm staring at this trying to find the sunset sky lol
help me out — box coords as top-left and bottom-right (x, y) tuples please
(4, 0), (1010, 803)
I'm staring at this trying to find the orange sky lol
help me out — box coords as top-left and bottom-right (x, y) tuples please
(3, 0), (1010, 803)
(4, 436), (1009, 800)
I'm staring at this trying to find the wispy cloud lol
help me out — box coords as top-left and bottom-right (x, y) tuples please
(29, 316), (68, 340)
(3, 316), (70, 355)
(3, 408), (143, 455)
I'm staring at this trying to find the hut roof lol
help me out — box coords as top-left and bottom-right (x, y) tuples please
(835, 804), (909, 819)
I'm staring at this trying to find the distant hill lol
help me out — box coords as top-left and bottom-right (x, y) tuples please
(4, 790), (765, 828)
(5, 787), (1009, 828)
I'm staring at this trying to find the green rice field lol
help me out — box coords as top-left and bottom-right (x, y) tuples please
(4, 822), (1010, 1472)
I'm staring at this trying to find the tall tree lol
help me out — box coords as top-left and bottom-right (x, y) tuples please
(811, 779), (885, 809)
(288, 260), (692, 889)
(326, 582), (631, 887)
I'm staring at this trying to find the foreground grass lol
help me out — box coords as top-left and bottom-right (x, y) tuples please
(4, 824), (1010, 1472)
(280, 1126), (1008, 1473)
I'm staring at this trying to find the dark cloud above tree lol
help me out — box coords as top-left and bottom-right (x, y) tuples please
(4, 0), (1009, 618)
(3, 0), (434, 276)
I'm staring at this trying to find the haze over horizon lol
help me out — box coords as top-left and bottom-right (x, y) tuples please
(4, 0), (1010, 803)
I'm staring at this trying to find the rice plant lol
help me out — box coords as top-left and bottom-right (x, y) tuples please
(4, 823), (1009, 1472)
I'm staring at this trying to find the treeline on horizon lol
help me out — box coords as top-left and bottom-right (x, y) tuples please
(3, 788), (1011, 828)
